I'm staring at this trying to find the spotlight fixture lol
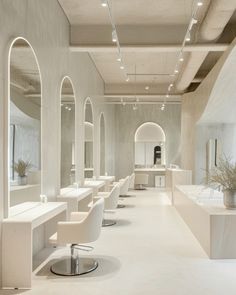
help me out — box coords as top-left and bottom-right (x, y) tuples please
(189, 18), (198, 30)
(179, 53), (184, 62)
(133, 104), (138, 111)
(112, 29), (117, 43)
(101, 0), (108, 7)
(161, 104), (165, 111)
(126, 77), (130, 82)
(175, 69), (179, 74)
(166, 94), (169, 98)
(186, 31), (191, 42)
(145, 86), (149, 90)
(117, 56), (121, 62)
(197, 1), (203, 6)
(120, 65), (125, 70)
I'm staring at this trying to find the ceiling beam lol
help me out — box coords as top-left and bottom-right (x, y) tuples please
(70, 43), (228, 53)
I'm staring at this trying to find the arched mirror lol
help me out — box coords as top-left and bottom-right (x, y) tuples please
(100, 113), (105, 176)
(8, 38), (41, 211)
(134, 122), (166, 168)
(84, 99), (94, 178)
(60, 77), (75, 188)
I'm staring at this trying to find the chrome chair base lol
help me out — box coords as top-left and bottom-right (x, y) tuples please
(50, 257), (98, 276)
(102, 219), (116, 227)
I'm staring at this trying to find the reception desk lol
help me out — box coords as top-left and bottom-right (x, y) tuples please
(174, 185), (236, 259)
(2, 202), (67, 289)
(134, 168), (166, 187)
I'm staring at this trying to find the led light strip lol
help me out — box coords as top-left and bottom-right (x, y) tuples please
(101, 0), (129, 82)
(161, 0), (204, 111)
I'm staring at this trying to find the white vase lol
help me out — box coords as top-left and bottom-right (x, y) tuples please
(223, 189), (236, 209)
(18, 176), (27, 185)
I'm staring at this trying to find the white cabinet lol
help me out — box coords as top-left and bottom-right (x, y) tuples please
(155, 175), (165, 187)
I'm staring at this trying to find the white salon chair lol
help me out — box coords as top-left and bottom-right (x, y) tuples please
(119, 176), (131, 197)
(135, 174), (149, 190)
(129, 173), (135, 190)
(49, 198), (104, 276)
(95, 182), (120, 226)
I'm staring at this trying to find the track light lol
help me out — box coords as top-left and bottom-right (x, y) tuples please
(189, 18), (198, 31)
(117, 56), (121, 62)
(166, 94), (169, 98)
(112, 29), (117, 43)
(126, 77), (129, 82)
(120, 65), (125, 70)
(197, 1), (203, 6)
(101, 0), (108, 7)
(161, 104), (165, 111)
(145, 86), (149, 90)
(179, 53), (184, 62)
(175, 69), (179, 74)
(133, 104), (138, 111)
(186, 31), (191, 42)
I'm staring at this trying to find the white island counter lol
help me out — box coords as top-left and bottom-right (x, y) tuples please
(174, 185), (236, 259)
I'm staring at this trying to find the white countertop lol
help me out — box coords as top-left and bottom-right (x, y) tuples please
(176, 185), (236, 215)
(5, 202), (67, 228)
(59, 187), (93, 201)
(83, 180), (106, 189)
(135, 168), (166, 172)
(98, 175), (115, 181)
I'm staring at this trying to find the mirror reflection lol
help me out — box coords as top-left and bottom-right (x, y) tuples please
(60, 77), (75, 188)
(134, 122), (166, 168)
(9, 39), (41, 207)
(100, 114), (105, 175)
(84, 100), (93, 178)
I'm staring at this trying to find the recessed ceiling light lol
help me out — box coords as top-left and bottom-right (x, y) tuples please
(197, 1), (203, 6)
(126, 77), (129, 82)
(120, 65), (125, 70)
(101, 0), (107, 7)
(117, 56), (121, 62)
(175, 69), (179, 74)
(112, 29), (117, 43)
(166, 94), (169, 98)
(179, 56), (184, 62)
(145, 86), (149, 90)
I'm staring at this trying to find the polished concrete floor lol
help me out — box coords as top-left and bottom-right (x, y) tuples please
(2, 188), (236, 295)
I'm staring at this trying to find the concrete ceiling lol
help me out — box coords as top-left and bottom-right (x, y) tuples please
(58, 0), (236, 104)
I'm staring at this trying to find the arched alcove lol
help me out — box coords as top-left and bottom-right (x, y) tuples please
(100, 113), (106, 175)
(84, 98), (94, 178)
(134, 122), (166, 167)
(60, 76), (76, 188)
(7, 37), (42, 216)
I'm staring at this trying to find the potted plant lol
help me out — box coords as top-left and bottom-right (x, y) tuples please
(14, 159), (31, 185)
(207, 157), (236, 209)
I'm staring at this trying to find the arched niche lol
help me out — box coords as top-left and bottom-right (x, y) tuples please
(7, 38), (42, 216)
(134, 122), (166, 168)
(84, 98), (94, 178)
(60, 76), (76, 188)
(100, 113), (106, 175)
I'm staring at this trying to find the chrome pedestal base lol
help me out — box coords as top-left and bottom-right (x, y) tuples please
(102, 219), (116, 227)
(50, 257), (98, 276)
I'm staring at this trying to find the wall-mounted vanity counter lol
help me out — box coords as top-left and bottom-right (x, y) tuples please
(83, 179), (106, 195)
(174, 185), (236, 259)
(134, 168), (166, 187)
(58, 187), (93, 214)
(2, 202), (67, 289)
(97, 175), (115, 191)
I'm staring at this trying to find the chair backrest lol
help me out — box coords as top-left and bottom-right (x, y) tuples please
(129, 173), (135, 189)
(57, 198), (104, 245)
(135, 174), (149, 185)
(119, 176), (130, 196)
(83, 198), (104, 242)
(104, 182), (120, 210)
